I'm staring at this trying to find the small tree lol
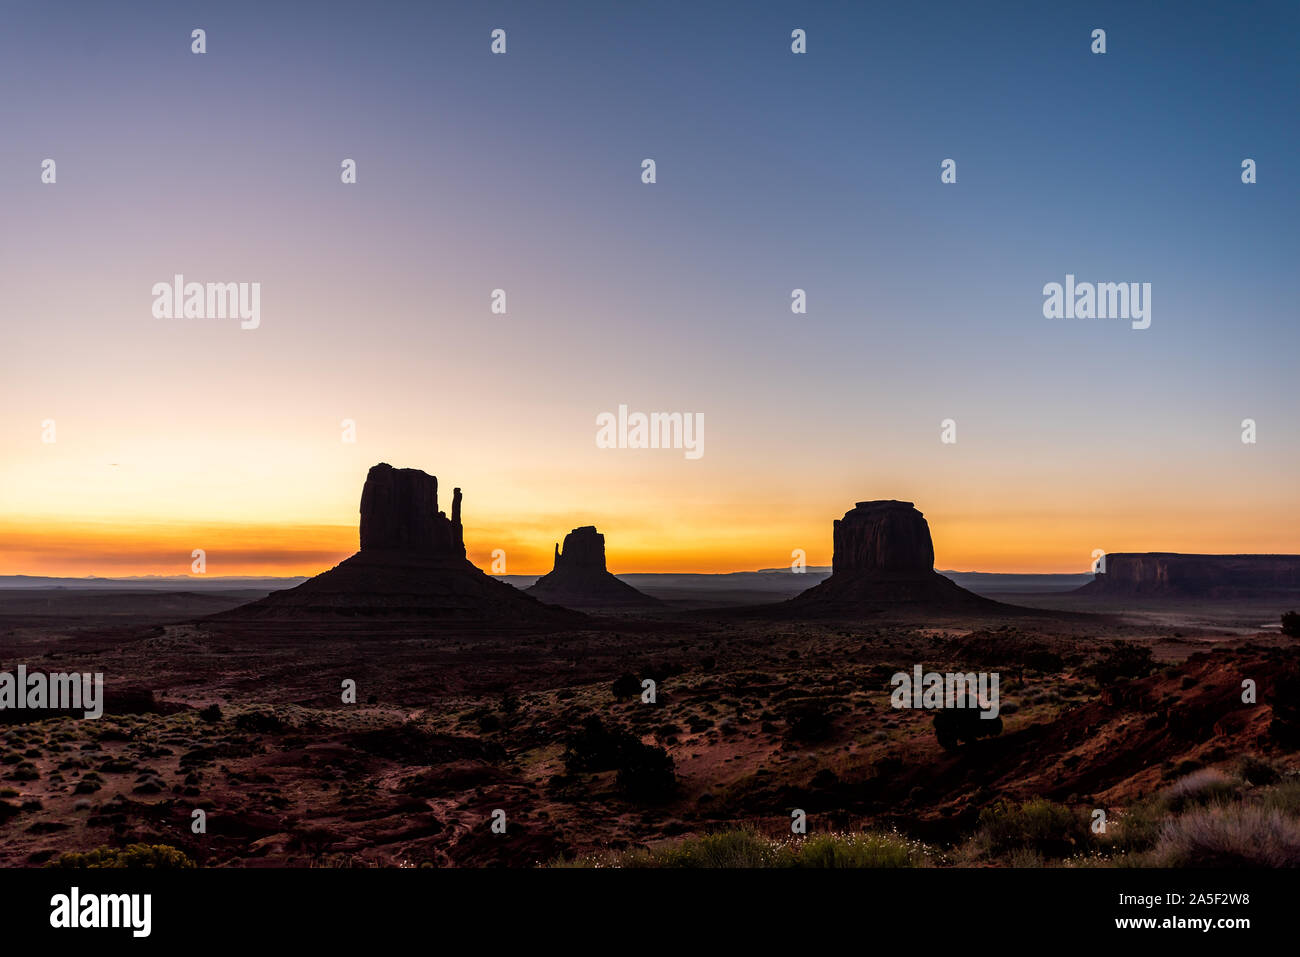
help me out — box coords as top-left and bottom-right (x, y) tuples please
(616, 743), (677, 802)
(1281, 611), (1300, 638)
(611, 672), (641, 700)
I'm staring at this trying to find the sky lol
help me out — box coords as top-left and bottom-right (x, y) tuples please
(1, 0), (1297, 577)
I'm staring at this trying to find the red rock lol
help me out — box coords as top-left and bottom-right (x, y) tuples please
(359, 463), (463, 557)
(526, 526), (659, 609)
(222, 465), (578, 623)
(1079, 552), (1300, 599)
(787, 500), (1002, 611)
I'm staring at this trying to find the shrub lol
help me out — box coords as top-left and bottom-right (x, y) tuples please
(615, 743), (676, 802)
(1153, 806), (1300, 867)
(198, 704), (223, 723)
(976, 799), (1092, 859)
(1261, 780), (1300, 817)
(564, 716), (630, 773)
(1237, 754), (1281, 787)
(1103, 801), (1164, 853)
(562, 829), (930, 868)
(796, 832), (926, 868)
(234, 710), (284, 734)
(629, 830), (781, 868)
(782, 701), (833, 742)
(1087, 642), (1155, 684)
(611, 673), (642, 700)
(47, 843), (195, 869)
(1160, 770), (1239, 813)
(1282, 611), (1300, 638)
(563, 716), (676, 802)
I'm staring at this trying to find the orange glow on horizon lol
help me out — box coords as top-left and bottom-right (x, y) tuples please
(4, 506), (1298, 579)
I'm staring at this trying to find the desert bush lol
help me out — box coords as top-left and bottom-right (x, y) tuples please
(1102, 801), (1164, 853)
(288, 827), (338, 858)
(1160, 769), (1239, 813)
(1237, 753), (1281, 786)
(47, 843), (195, 869)
(1281, 611), (1300, 638)
(1259, 779), (1300, 817)
(781, 701), (833, 741)
(627, 830), (782, 867)
(234, 710), (284, 734)
(97, 756), (136, 773)
(1087, 642), (1155, 684)
(1153, 805), (1300, 867)
(615, 743), (676, 802)
(198, 704), (223, 723)
(611, 673), (642, 700)
(563, 716), (677, 801)
(562, 829), (930, 868)
(796, 832), (927, 868)
(976, 799), (1092, 859)
(564, 716), (630, 773)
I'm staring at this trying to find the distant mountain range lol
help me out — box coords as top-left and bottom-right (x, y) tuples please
(0, 575), (310, 591)
(0, 569), (1095, 600)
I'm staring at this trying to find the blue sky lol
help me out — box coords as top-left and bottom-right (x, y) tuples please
(1, 0), (1296, 575)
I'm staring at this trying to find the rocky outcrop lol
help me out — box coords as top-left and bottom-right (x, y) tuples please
(831, 501), (935, 576)
(551, 527), (606, 571)
(1078, 553), (1300, 600)
(359, 463), (464, 556)
(220, 464), (578, 623)
(786, 500), (1004, 613)
(526, 526), (660, 609)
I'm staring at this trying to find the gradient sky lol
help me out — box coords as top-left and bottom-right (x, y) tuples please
(2, 0), (1297, 577)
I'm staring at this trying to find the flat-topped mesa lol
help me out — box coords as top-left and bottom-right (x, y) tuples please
(1078, 552), (1300, 599)
(784, 498), (1007, 613)
(832, 501), (935, 577)
(526, 525), (660, 609)
(552, 526), (607, 572)
(359, 463), (464, 558)
(218, 463), (578, 623)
